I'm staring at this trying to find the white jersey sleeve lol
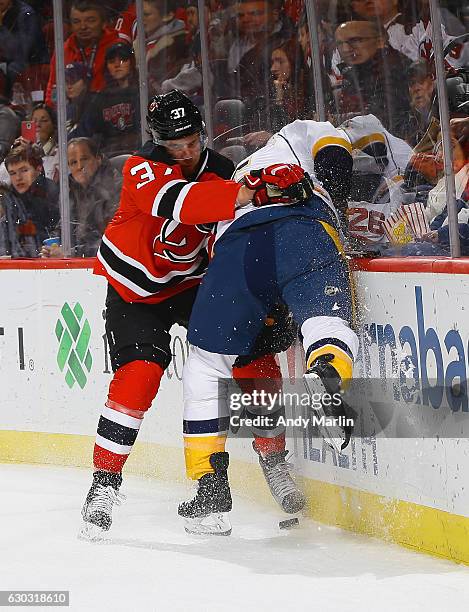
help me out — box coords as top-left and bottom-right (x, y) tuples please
(233, 120), (351, 183)
(339, 114), (412, 180)
(348, 179), (404, 245)
(219, 120), (352, 242)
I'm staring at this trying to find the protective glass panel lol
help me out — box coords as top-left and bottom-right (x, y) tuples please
(314, 0), (468, 256)
(196, 0), (315, 162)
(0, 0), (54, 258)
(0, 0), (142, 259)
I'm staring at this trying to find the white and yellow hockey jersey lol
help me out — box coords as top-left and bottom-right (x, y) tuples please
(217, 120), (353, 240)
(339, 114), (413, 181)
(347, 179), (404, 245)
(340, 115), (413, 246)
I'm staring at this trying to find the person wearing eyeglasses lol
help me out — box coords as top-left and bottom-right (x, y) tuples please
(335, 19), (412, 139)
(405, 60), (437, 147)
(349, 0), (468, 70)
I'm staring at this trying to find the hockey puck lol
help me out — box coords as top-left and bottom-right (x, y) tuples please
(278, 517), (299, 529)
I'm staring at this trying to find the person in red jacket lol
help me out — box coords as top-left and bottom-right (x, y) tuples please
(45, 0), (119, 106)
(80, 90), (305, 540)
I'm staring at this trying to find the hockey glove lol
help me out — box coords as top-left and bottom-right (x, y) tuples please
(244, 164), (315, 206)
(245, 163), (305, 189)
(233, 303), (298, 368)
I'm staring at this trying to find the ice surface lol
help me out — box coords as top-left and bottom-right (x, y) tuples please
(2, 464), (469, 612)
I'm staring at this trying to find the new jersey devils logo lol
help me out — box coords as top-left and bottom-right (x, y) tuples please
(153, 219), (209, 263)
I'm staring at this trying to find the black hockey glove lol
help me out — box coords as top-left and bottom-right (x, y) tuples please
(233, 303), (298, 368)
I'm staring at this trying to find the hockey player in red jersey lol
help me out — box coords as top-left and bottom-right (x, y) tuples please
(80, 90), (306, 539)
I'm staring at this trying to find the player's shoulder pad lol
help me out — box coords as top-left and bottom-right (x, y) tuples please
(205, 148), (235, 180)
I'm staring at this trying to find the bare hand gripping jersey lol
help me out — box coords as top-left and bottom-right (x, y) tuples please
(94, 142), (239, 303)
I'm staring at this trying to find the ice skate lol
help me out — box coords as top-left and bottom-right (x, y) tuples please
(253, 443), (306, 514)
(79, 471), (125, 541)
(178, 452), (232, 536)
(304, 354), (356, 453)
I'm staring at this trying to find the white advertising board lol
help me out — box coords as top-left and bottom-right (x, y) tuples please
(295, 270), (469, 517)
(2, 262), (469, 561)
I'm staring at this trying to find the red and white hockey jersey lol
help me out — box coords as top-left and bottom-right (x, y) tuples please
(94, 143), (239, 303)
(114, 4), (136, 44)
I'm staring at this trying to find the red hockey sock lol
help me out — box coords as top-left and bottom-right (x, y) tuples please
(253, 433), (286, 457)
(234, 354), (286, 457)
(93, 360), (163, 472)
(232, 353), (282, 395)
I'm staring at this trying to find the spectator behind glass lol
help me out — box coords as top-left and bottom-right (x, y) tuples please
(139, 0), (187, 95)
(31, 103), (56, 154)
(422, 133), (469, 248)
(405, 60), (436, 147)
(0, 92), (20, 162)
(114, 1), (137, 44)
(185, 0), (199, 45)
(161, 33), (203, 104)
(41, 137), (122, 258)
(1, 141), (58, 256)
(245, 38), (310, 149)
(76, 42), (140, 156)
(335, 20), (412, 138)
(45, 1), (119, 107)
(30, 102), (59, 180)
(297, 8), (334, 115)
(0, 0), (49, 99)
(349, 0), (468, 69)
(65, 62), (96, 137)
(298, 9), (311, 67)
(0, 103), (58, 183)
(227, 0), (275, 74)
(115, 1), (188, 45)
(226, 0), (292, 101)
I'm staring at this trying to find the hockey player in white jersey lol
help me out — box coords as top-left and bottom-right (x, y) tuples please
(339, 114), (413, 248)
(339, 114), (413, 182)
(178, 120), (360, 535)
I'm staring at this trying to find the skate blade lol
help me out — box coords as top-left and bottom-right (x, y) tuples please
(304, 373), (347, 454)
(183, 513), (232, 536)
(78, 521), (109, 542)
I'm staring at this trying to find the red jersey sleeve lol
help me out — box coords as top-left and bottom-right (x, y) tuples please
(114, 4), (137, 43)
(121, 156), (241, 224)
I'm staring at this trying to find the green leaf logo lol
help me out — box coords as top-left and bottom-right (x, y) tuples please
(55, 302), (92, 389)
